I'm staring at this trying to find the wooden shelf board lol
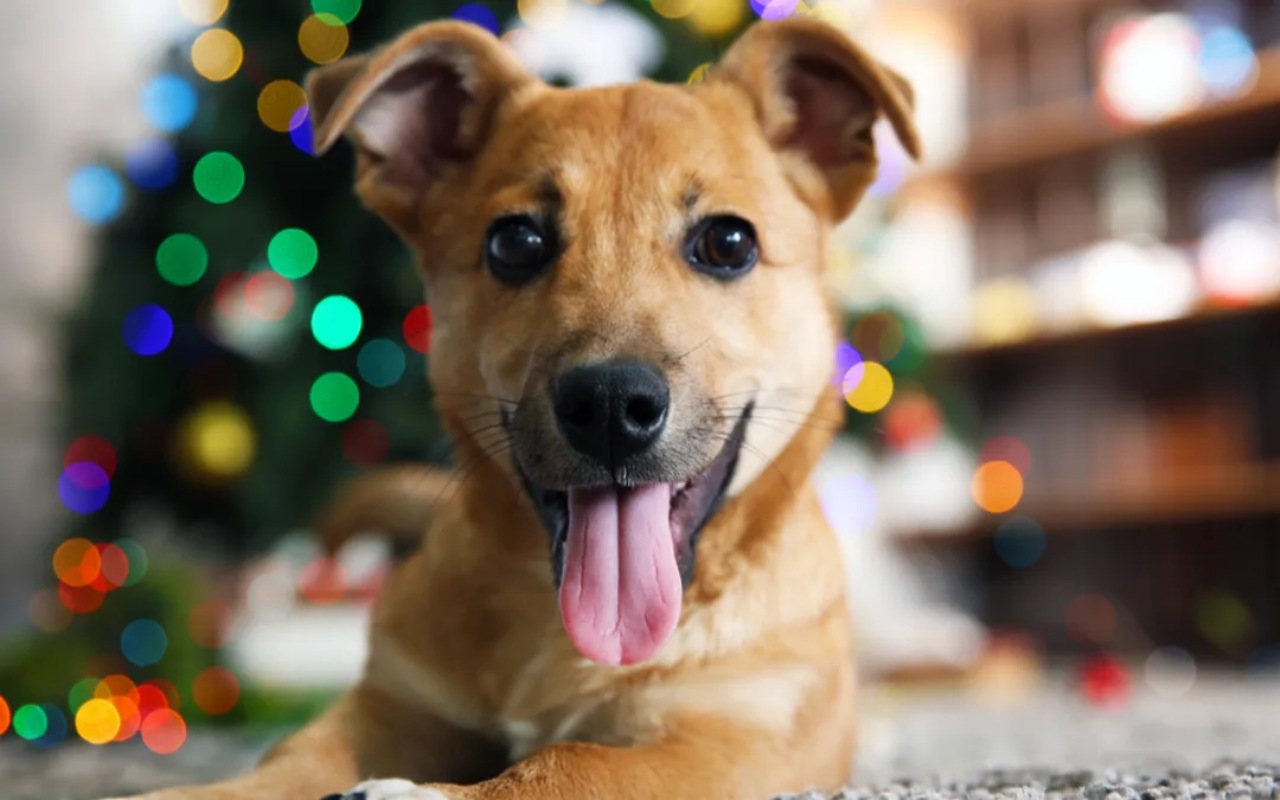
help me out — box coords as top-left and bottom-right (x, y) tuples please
(916, 46), (1280, 185)
(897, 461), (1280, 545)
(931, 295), (1280, 362)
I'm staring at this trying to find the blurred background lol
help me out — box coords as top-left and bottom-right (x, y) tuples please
(0, 0), (1278, 777)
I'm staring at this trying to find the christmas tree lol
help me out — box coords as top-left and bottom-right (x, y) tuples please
(59, 0), (754, 555)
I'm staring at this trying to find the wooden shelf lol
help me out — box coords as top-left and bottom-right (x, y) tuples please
(932, 295), (1280, 362)
(897, 461), (1280, 545)
(919, 46), (1280, 185)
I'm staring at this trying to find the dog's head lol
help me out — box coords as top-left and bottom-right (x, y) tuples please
(308, 19), (918, 666)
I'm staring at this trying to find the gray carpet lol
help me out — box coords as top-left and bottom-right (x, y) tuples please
(5, 674), (1279, 799)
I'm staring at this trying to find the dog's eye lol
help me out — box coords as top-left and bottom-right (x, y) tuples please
(686, 216), (758, 278)
(485, 215), (554, 285)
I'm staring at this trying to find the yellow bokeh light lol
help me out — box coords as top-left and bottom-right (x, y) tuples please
(971, 460), (1024, 514)
(298, 14), (350, 65)
(177, 0), (229, 26)
(76, 698), (122, 745)
(654, 0), (697, 20)
(842, 362), (894, 413)
(687, 63), (712, 84)
(517, 0), (568, 30)
(191, 29), (244, 82)
(178, 402), (256, 481)
(686, 0), (747, 38)
(258, 80), (309, 133)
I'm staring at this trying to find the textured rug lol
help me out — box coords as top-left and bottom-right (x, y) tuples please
(5, 674), (1279, 799)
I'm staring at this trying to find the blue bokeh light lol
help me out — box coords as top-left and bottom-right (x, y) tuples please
(142, 74), (198, 133)
(125, 139), (180, 190)
(121, 618), (169, 666)
(358, 338), (407, 388)
(1200, 26), (1256, 96)
(32, 705), (67, 750)
(58, 462), (111, 515)
(289, 106), (315, 155)
(993, 515), (1047, 568)
(452, 3), (499, 34)
(67, 165), (125, 225)
(122, 304), (175, 356)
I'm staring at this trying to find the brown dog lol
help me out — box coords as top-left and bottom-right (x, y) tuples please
(118, 16), (918, 800)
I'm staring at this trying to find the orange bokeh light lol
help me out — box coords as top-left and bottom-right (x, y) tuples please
(189, 600), (235, 649)
(53, 538), (101, 588)
(111, 695), (142, 742)
(0, 695), (10, 735)
(971, 460), (1024, 514)
(141, 709), (187, 754)
(95, 674), (140, 706)
(193, 667), (240, 715)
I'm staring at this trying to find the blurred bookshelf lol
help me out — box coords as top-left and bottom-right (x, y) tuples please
(899, 0), (1280, 660)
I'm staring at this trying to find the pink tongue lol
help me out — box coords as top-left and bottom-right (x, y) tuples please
(559, 483), (683, 666)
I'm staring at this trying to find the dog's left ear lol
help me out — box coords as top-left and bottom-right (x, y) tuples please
(712, 19), (921, 220)
(305, 21), (535, 236)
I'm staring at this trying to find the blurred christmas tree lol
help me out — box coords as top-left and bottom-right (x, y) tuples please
(60, 0), (750, 555)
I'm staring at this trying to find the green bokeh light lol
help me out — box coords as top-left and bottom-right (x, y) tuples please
(357, 338), (406, 388)
(116, 538), (148, 587)
(311, 295), (363, 350)
(67, 678), (99, 714)
(312, 0), (361, 24)
(193, 152), (245, 204)
(267, 228), (318, 279)
(13, 704), (48, 741)
(155, 233), (208, 286)
(310, 372), (360, 422)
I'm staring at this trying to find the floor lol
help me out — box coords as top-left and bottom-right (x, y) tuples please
(6, 673), (1279, 799)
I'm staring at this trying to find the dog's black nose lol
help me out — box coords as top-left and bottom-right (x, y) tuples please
(553, 362), (670, 467)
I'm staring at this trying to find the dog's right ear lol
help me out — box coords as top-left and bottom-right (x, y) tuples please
(305, 21), (534, 236)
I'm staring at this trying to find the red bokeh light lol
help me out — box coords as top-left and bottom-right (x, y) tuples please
(1078, 654), (1132, 708)
(63, 436), (117, 478)
(342, 419), (390, 466)
(58, 582), (106, 614)
(980, 435), (1033, 474)
(402, 305), (432, 354)
(141, 709), (187, 754)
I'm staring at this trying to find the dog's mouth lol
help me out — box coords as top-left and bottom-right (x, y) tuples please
(514, 407), (751, 667)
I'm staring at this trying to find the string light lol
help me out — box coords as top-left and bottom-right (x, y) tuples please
(258, 80), (309, 133)
(58, 463), (111, 515)
(343, 419), (391, 466)
(75, 698), (122, 745)
(140, 709), (187, 754)
(310, 372), (360, 422)
(126, 140), (180, 191)
(141, 74), (197, 133)
(122, 304), (175, 356)
(358, 339), (407, 388)
(191, 29), (244, 82)
(299, 15), (350, 64)
(193, 152), (246, 204)
(192, 667), (240, 715)
(121, 619), (169, 666)
(268, 228), (318, 279)
(452, 4), (500, 35)
(403, 305), (433, 353)
(312, 0), (362, 24)
(67, 165), (125, 225)
(177, 0), (229, 25)
(971, 460), (1023, 514)
(842, 362), (894, 413)
(311, 295), (363, 350)
(156, 233), (209, 287)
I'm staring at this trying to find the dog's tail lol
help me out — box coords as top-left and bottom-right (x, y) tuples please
(313, 463), (454, 557)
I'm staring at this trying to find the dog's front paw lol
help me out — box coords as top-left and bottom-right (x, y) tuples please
(322, 779), (451, 800)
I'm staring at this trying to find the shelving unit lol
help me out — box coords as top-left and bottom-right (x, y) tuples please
(903, 0), (1280, 659)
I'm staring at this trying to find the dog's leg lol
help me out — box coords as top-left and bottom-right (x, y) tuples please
(333, 715), (816, 800)
(110, 684), (500, 800)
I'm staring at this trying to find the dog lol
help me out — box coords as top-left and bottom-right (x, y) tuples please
(118, 16), (918, 800)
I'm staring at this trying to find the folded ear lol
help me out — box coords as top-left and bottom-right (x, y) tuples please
(711, 19), (921, 220)
(305, 21), (535, 236)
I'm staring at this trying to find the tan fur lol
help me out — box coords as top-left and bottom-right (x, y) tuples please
(119, 18), (918, 800)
